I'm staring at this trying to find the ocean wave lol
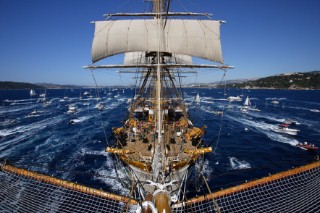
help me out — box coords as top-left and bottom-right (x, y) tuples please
(229, 157), (251, 170)
(0, 115), (65, 153)
(226, 115), (299, 146)
(94, 153), (130, 196)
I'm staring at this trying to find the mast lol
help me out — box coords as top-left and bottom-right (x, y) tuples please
(153, 0), (165, 182)
(156, 0), (162, 144)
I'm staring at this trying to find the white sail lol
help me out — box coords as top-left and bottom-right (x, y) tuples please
(92, 19), (223, 63)
(195, 93), (200, 104)
(124, 52), (192, 65)
(30, 89), (36, 96)
(244, 96), (251, 106)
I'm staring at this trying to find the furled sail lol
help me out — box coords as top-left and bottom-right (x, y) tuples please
(92, 19), (223, 63)
(124, 52), (193, 65)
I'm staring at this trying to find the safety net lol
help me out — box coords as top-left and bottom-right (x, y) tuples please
(1, 161), (319, 212)
(0, 164), (137, 212)
(172, 161), (320, 212)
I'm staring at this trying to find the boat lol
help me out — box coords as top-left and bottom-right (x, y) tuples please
(227, 95), (242, 102)
(26, 109), (41, 118)
(310, 109), (320, 112)
(241, 96), (250, 112)
(38, 89), (47, 102)
(244, 96), (250, 107)
(242, 96), (260, 112)
(195, 93), (201, 104)
(67, 104), (77, 114)
(94, 102), (105, 111)
(29, 89), (36, 96)
(296, 142), (319, 151)
(271, 100), (279, 104)
(83, 0), (232, 210)
(272, 124), (299, 135)
(69, 118), (81, 125)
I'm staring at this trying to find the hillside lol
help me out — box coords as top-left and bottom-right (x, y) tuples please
(0, 81), (45, 90)
(226, 71), (320, 90)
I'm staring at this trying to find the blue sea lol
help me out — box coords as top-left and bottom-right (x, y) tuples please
(0, 88), (319, 196)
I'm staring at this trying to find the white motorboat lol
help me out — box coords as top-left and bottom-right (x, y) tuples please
(227, 96), (242, 102)
(272, 124), (299, 135)
(67, 105), (77, 114)
(94, 102), (105, 111)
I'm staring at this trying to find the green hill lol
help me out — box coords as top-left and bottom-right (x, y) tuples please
(0, 81), (45, 90)
(227, 71), (320, 90)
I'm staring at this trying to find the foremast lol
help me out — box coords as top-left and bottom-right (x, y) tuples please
(151, 1), (170, 211)
(153, 0), (165, 183)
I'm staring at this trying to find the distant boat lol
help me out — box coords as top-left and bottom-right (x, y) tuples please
(272, 124), (299, 135)
(26, 109), (41, 118)
(38, 89), (47, 102)
(271, 100), (279, 104)
(296, 142), (319, 151)
(241, 97), (248, 112)
(94, 102), (105, 111)
(227, 96), (242, 102)
(29, 89), (36, 96)
(67, 105), (77, 114)
(241, 96), (260, 112)
(243, 96), (250, 108)
(310, 109), (320, 112)
(195, 93), (200, 104)
(69, 118), (81, 125)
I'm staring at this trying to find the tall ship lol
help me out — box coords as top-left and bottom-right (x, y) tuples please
(85, 0), (230, 206)
(0, 1), (319, 212)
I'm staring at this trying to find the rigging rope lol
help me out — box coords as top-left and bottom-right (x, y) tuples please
(202, 173), (221, 213)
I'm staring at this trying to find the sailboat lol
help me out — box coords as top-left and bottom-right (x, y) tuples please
(84, 0), (231, 211)
(241, 96), (260, 112)
(195, 93), (201, 105)
(29, 89), (36, 96)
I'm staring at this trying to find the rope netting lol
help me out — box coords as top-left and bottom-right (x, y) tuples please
(0, 161), (319, 212)
(0, 164), (137, 212)
(172, 161), (320, 212)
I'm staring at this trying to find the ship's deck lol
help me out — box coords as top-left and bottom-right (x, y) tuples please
(121, 119), (197, 164)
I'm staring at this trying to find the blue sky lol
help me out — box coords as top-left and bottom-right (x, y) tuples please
(0, 0), (319, 86)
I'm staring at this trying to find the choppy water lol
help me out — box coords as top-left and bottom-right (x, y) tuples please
(0, 88), (319, 195)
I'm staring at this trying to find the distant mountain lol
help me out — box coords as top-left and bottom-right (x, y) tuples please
(35, 83), (82, 89)
(225, 71), (320, 90)
(183, 79), (251, 88)
(0, 81), (45, 90)
(0, 81), (127, 90)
